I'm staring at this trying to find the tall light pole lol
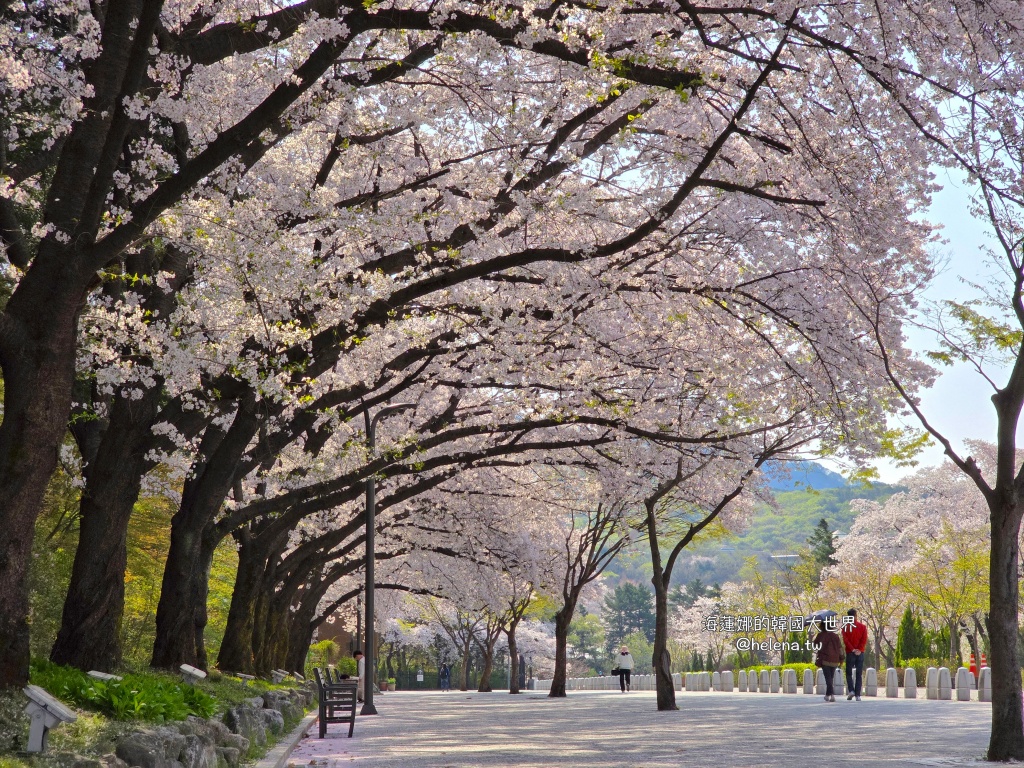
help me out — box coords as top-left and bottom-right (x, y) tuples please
(361, 402), (414, 716)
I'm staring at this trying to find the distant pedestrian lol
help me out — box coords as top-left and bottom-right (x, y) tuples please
(354, 650), (365, 702)
(842, 609), (868, 700)
(615, 646), (634, 692)
(814, 622), (844, 702)
(439, 662), (451, 692)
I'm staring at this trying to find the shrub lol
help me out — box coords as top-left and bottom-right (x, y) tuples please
(30, 660), (215, 723)
(899, 658), (942, 686)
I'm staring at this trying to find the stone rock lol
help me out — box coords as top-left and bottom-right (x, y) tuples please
(218, 733), (249, 753)
(258, 708), (285, 736)
(223, 708), (266, 748)
(179, 735), (218, 768)
(280, 702), (302, 723)
(116, 729), (187, 768)
(243, 697), (264, 709)
(215, 747), (240, 768)
(260, 692), (287, 712)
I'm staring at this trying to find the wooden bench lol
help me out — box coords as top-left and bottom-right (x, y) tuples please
(314, 669), (357, 738)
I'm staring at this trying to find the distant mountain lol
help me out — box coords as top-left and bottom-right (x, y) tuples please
(763, 460), (848, 491)
(603, 463), (902, 590)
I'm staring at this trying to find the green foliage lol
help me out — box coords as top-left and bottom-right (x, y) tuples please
(30, 660), (215, 723)
(802, 518), (837, 583)
(307, 639), (340, 671)
(568, 611), (607, 672)
(603, 583), (656, 654)
(901, 657), (943, 686)
(895, 607), (928, 665)
(782, 632), (813, 664)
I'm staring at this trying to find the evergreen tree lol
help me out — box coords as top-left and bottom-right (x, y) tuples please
(895, 607), (928, 663)
(782, 631), (812, 664)
(803, 518), (837, 582)
(603, 583), (656, 653)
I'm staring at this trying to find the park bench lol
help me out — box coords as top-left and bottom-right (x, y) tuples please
(314, 668), (358, 739)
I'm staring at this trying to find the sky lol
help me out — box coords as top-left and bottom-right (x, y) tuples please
(866, 167), (1012, 484)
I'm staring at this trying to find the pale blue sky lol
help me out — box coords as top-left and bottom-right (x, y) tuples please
(869, 168), (1013, 483)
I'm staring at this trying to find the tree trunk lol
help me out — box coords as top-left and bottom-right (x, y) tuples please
(986, 500), (1024, 760)
(0, 291), (83, 686)
(507, 623), (520, 694)
(216, 528), (266, 674)
(151, 400), (257, 669)
(651, 573), (678, 710)
(549, 608), (572, 697)
(50, 383), (162, 671)
(477, 642), (494, 692)
(459, 636), (471, 691)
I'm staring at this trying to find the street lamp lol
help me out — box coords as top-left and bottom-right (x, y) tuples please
(361, 401), (415, 716)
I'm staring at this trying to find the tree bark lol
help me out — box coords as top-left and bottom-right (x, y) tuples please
(217, 527), (271, 674)
(986, 499), (1024, 760)
(507, 622), (520, 694)
(151, 399), (257, 669)
(0, 294), (81, 686)
(549, 608), (573, 698)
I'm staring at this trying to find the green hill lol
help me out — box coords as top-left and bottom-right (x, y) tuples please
(605, 480), (901, 590)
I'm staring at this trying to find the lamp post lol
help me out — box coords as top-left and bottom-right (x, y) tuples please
(361, 402), (414, 716)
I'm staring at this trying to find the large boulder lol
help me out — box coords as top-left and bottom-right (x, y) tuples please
(115, 729), (187, 768)
(258, 709), (285, 737)
(259, 692), (288, 713)
(222, 708), (266, 748)
(218, 733), (249, 753)
(179, 735), (218, 768)
(215, 748), (240, 768)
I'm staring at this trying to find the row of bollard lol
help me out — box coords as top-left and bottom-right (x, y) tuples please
(711, 666), (992, 702)
(539, 666), (992, 702)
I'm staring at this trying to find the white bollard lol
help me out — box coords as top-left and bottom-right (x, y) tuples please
(769, 669), (780, 693)
(904, 668), (918, 698)
(978, 667), (992, 702)
(803, 669), (814, 694)
(956, 668), (973, 701)
(816, 668), (826, 695)
(759, 670), (769, 692)
(926, 667), (939, 699)
(834, 667), (845, 697)
(938, 667), (952, 700)
(721, 671), (734, 692)
(885, 668), (898, 698)
(712, 671), (721, 691)
(865, 667), (877, 697)
(738, 670), (747, 692)
(673, 672), (682, 691)
(782, 669), (797, 694)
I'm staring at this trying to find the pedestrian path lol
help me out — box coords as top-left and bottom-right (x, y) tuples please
(287, 689), (993, 767)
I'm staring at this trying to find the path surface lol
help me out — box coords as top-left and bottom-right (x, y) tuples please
(288, 689), (993, 767)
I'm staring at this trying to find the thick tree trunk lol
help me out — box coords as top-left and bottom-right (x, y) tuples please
(549, 609), (572, 697)
(507, 624), (520, 694)
(0, 293), (82, 686)
(151, 400), (257, 669)
(477, 642), (494, 692)
(51, 387), (162, 670)
(651, 574), (677, 710)
(986, 501), (1024, 761)
(285, 599), (319, 674)
(216, 529), (266, 674)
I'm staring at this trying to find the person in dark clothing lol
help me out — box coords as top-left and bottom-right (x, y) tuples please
(814, 622), (844, 702)
(439, 663), (451, 692)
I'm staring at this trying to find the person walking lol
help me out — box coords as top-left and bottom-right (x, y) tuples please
(616, 646), (634, 692)
(814, 621), (844, 702)
(842, 608), (868, 701)
(439, 662), (451, 692)
(353, 650), (365, 702)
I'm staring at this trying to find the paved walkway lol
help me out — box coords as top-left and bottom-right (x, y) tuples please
(288, 690), (993, 767)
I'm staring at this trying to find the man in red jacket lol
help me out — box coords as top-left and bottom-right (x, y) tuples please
(841, 608), (868, 700)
